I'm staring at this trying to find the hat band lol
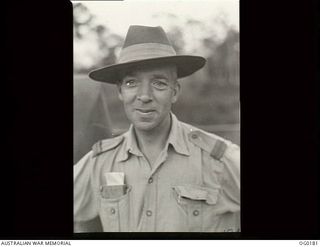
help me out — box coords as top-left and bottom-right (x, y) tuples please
(118, 43), (177, 63)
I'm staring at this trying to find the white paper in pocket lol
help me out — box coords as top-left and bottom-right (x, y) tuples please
(104, 172), (125, 185)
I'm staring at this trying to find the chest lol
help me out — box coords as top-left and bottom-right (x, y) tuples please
(96, 148), (238, 232)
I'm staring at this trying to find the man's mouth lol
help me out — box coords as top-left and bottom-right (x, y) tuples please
(135, 109), (155, 113)
(135, 109), (156, 118)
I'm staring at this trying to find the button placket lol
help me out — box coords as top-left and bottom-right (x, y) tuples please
(142, 173), (158, 231)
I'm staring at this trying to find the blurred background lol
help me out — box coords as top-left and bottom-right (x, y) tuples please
(73, 0), (239, 163)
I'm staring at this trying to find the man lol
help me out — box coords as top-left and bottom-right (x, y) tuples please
(74, 25), (240, 232)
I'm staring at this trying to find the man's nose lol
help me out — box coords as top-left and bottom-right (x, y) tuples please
(137, 81), (152, 102)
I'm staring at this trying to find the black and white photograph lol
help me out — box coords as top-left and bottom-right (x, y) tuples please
(73, 0), (240, 233)
(3, 0), (319, 241)
(4, 0), (320, 241)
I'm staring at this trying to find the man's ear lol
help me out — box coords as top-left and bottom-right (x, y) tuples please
(117, 83), (123, 101)
(171, 81), (181, 103)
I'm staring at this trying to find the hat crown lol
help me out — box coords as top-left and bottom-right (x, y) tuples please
(88, 25), (206, 84)
(118, 25), (176, 64)
(123, 25), (172, 48)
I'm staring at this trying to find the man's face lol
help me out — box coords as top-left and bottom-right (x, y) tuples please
(118, 63), (180, 132)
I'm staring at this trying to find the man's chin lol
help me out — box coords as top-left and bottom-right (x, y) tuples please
(133, 121), (157, 132)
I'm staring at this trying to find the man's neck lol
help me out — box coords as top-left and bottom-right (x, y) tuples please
(133, 114), (172, 163)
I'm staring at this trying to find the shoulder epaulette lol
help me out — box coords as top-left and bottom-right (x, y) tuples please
(92, 135), (124, 157)
(188, 130), (228, 160)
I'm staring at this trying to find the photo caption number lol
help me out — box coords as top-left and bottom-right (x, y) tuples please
(299, 241), (318, 246)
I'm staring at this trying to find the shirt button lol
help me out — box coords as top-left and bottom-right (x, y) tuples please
(148, 177), (153, 184)
(110, 208), (116, 214)
(193, 210), (200, 216)
(191, 133), (198, 139)
(146, 210), (152, 216)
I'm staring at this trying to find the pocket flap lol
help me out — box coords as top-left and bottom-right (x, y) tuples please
(173, 185), (219, 205)
(100, 184), (130, 200)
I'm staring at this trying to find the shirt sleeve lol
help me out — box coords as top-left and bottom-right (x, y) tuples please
(220, 143), (240, 205)
(74, 150), (100, 231)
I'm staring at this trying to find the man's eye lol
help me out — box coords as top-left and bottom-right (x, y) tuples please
(152, 80), (168, 89)
(124, 80), (138, 87)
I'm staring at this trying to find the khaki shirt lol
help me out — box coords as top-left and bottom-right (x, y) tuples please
(74, 114), (240, 232)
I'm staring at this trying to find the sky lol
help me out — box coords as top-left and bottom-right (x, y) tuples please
(73, 0), (239, 36)
(73, 0), (239, 70)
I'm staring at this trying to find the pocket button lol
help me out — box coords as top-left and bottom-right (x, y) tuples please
(110, 208), (116, 214)
(193, 210), (200, 216)
(146, 210), (152, 216)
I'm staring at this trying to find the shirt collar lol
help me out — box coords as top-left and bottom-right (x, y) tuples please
(116, 112), (190, 162)
(116, 125), (143, 162)
(167, 113), (190, 156)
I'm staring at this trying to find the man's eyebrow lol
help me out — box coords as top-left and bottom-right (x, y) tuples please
(151, 74), (170, 80)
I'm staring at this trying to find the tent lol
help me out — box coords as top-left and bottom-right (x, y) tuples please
(73, 74), (113, 164)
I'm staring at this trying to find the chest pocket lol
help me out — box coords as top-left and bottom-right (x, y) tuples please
(172, 185), (219, 232)
(99, 185), (131, 232)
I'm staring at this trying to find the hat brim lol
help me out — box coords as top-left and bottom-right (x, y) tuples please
(88, 55), (206, 84)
